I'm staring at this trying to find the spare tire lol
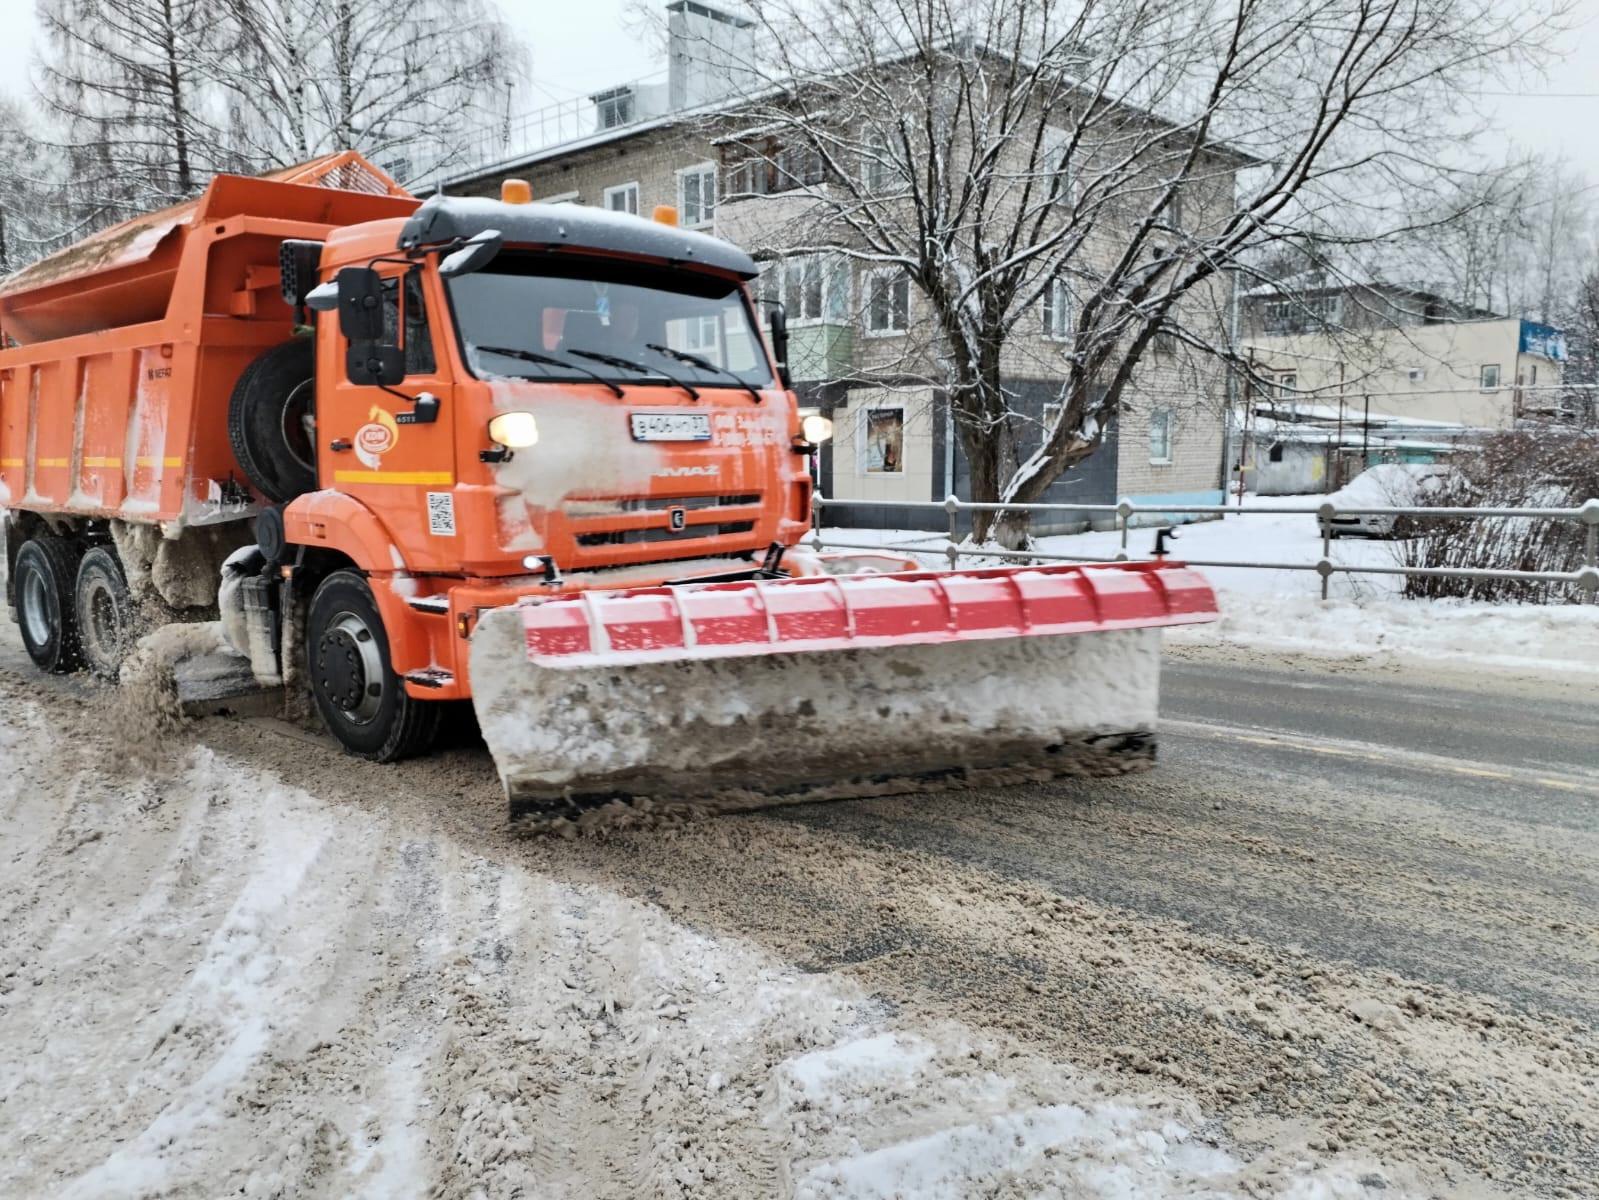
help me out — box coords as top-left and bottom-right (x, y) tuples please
(229, 339), (317, 503)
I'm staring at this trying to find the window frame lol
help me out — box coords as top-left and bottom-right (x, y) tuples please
(1148, 408), (1173, 465)
(1042, 125), (1071, 205)
(602, 182), (640, 216)
(863, 267), (911, 337)
(1041, 277), (1071, 341)
(1480, 363), (1501, 391)
(677, 161), (718, 229)
(780, 253), (850, 327)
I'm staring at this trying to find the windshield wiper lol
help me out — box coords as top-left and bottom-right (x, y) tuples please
(645, 343), (763, 403)
(568, 347), (701, 401)
(472, 344), (624, 397)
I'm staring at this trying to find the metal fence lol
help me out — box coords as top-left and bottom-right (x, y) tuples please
(809, 495), (1599, 602)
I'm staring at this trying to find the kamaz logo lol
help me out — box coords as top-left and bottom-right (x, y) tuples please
(655, 465), (719, 477)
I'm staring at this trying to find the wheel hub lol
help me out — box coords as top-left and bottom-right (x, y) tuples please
(314, 612), (385, 725)
(20, 567), (51, 647)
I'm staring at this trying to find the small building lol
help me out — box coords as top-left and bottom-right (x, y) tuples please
(1241, 281), (1566, 429)
(1230, 402), (1471, 495)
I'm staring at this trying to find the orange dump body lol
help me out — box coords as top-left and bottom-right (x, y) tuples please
(0, 153), (415, 524)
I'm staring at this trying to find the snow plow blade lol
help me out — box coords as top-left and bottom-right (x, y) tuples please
(468, 562), (1217, 823)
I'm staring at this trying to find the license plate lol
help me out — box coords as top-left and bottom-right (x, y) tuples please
(630, 412), (712, 442)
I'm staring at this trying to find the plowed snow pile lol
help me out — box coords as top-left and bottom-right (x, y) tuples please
(0, 687), (1405, 1198)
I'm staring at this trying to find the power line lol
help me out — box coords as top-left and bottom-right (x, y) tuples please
(1476, 90), (1599, 98)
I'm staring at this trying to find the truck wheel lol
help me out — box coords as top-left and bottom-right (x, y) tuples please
(306, 570), (440, 762)
(75, 547), (137, 679)
(15, 536), (84, 674)
(229, 340), (316, 503)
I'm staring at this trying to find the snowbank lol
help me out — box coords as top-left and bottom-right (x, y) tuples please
(0, 688), (1412, 1198)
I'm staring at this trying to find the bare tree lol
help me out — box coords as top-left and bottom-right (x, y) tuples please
(0, 97), (70, 278)
(676, 0), (1564, 545)
(32, 0), (244, 226)
(218, 0), (527, 182)
(1404, 155), (1596, 322)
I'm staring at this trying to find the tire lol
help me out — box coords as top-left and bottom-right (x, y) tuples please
(14, 536), (84, 674)
(306, 570), (440, 762)
(229, 339), (317, 503)
(74, 547), (138, 679)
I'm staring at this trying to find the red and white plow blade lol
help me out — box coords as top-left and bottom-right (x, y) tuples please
(468, 562), (1218, 820)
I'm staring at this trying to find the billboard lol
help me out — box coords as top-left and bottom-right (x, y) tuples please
(1519, 320), (1568, 362)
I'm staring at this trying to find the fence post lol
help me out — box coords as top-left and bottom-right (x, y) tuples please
(1117, 498), (1133, 561)
(810, 488), (824, 552)
(944, 494), (962, 570)
(1317, 501), (1334, 601)
(1581, 498), (1599, 604)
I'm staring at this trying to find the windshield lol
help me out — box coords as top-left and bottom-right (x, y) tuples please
(447, 251), (774, 389)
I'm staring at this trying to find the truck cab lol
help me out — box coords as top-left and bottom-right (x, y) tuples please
(263, 189), (824, 757)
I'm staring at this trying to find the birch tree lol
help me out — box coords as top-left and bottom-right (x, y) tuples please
(33, 0), (243, 225)
(218, 0), (526, 182)
(688, 0), (1565, 545)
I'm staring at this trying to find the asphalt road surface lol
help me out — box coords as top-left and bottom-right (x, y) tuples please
(3, 621), (1596, 1194)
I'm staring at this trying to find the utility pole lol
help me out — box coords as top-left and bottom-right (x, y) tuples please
(1335, 360), (1346, 490)
(1362, 393), (1371, 468)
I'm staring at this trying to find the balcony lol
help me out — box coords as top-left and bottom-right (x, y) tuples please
(789, 323), (854, 383)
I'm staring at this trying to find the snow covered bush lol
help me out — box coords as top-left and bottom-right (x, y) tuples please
(1399, 432), (1599, 603)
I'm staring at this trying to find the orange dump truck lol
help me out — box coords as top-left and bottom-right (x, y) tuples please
(0, 153), (1217, 819)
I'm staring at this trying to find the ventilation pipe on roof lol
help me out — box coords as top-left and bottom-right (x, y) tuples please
(667, 1), (758, 111)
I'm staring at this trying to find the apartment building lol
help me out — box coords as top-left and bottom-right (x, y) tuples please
(443, 1), (1238, 530)
(1241, 281), (1568, 428)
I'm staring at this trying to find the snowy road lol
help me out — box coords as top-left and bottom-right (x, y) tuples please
(2, 620), (1596, 1197)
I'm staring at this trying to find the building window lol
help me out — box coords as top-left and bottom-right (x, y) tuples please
(862, 408), (904, 473)
(1148, 409), (1172, 463)
(1268, 441), (1284, 463)
(595, 88), (635, 130)
(1277, 372), (1297, 399)
(864, 269), (910, 336)
(603, 182), (639, 215)
(774, 144), (826, 192)
(1481, 363), (1500, 391)
(1042, 278), (1070, 340)
(1262, 293), (1341, 334)
(862, 135), (891, 192)
(678, 163), (716, 229)
(780, 254), (849, 325)
(1407, 366), (1425, 383)
(1042, 125), (1071, 203)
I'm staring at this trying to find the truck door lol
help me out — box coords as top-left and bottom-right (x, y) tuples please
(323, 267), (458, 570)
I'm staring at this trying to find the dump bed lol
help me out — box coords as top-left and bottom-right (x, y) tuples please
(0, 153), (416, 525)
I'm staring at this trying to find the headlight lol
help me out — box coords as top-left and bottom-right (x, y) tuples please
(801, 414), (833, 444)
(487, 411), (539, 449)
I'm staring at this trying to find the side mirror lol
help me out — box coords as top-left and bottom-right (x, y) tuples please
(346, 342), (405, 387)
(439, 229), (503, 278)
(768, 301), (792, 389)
(336, 267), (386, 340)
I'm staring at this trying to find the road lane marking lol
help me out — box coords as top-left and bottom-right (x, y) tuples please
(1163, 718), (1599, 797)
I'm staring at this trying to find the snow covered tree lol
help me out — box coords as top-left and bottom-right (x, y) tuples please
(218, 0), (526, 183)
(681, 0), (1566, 545)
(32, 0), (244, 226)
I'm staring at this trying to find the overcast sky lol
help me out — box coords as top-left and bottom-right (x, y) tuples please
(0, 0), (1595, 176)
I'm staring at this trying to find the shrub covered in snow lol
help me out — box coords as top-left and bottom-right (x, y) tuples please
(1399, 431), (1599, 603)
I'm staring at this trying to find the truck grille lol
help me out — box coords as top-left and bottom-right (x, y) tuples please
(577, 521), (756, 547)
(563, 493), (761, 517)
